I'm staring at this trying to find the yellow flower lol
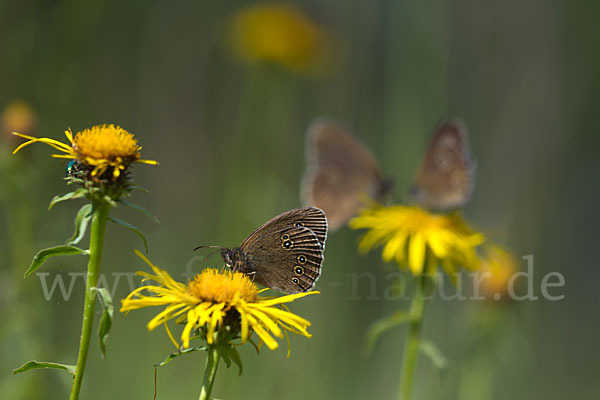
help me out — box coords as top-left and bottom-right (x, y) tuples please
(479, 243), (519, 300)
(1, 99), (36, 141)
(228, 3), (333, 74)
(121, 251), (317, 351)
(12, 124), (157, 179)
(350, 205), (485, 276)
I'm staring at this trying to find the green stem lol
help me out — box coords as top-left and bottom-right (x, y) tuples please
(70, 202), (110, 400)
(398, 275), (427, 400)
(199, 345), (221, 400)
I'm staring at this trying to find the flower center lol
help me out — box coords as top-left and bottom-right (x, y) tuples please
(399, 207), (445, 232)
(186, 269), (259, 303)
(73, 124), (140, 161)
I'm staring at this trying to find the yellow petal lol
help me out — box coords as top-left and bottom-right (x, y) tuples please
(249, 309), (282, 337)
(382, 234), (406, 262)
(249, 317), (280, 350)
(427, 230), (449, 258)
(408, 233), (425, 275)
(163, 321), (179, 349)
(137, 158), (159, 165)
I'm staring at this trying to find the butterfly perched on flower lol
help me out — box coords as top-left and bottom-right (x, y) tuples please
(218, 207), (327, 294)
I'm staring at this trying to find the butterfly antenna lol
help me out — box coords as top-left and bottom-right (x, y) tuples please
(193, 245), (226, 265)
(193, 245), (224, 252)
(206, 248), (222, 261)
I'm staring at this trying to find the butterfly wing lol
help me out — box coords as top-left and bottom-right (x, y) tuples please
(301, 118), (388, 231)
(238, 207), (327, 293)
(412, 119), (475, 209)
(240, 206), (327, 249)
(241, 225), (323, 293)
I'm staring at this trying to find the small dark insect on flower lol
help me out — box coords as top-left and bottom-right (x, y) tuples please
(65, 159), (84, 178)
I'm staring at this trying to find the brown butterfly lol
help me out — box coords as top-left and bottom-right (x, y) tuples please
(411, 119), (475, 209)
(301, 118), (392, 231)
(220, 207), (327, 294)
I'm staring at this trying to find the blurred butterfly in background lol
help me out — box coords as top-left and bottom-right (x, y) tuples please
(410, 119), (475, 210)
(219, 207), (327, 294)
(301, 118), (392, 231)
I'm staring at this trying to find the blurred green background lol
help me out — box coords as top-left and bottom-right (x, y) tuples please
(1, 1), (599, 399)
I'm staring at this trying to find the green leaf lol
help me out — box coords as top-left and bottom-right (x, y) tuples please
(363, 311), (409, 357)
(419, 339), (448, 370)
(118, 199), (159, 223)
(108, 217), (148, 253)
(218, 345), (243, 376)
(13, 360), (76, 376)
(102, 195), (117, 207)
(154, 346), (207, 367)
(128, 185), (150, 193)
(48, 189), (87, 210)
(66, 204), (93, 245)
(93, 287), (113, 358)
(24, 245), (89, 278)
(247, 338), (261, 354)
(218, 345), (231, 368)
(65, 177), (84, 186)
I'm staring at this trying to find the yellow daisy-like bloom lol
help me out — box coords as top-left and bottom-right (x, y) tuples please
(121, 251), (317, 351)
(479, 243), (519, 300)
(2, 99), (36, 140)
(12, 124), (157, 179)
(350, 205), (485, 276)
(229, 3), (332, 74)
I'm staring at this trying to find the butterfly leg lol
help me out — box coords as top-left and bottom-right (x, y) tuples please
(246, 271), (257, 281)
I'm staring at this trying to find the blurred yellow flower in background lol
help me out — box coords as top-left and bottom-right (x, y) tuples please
(350, 205), (485, 276)
(479, 243), (519, 300)
(121, 251), (316, 351)
(1, 99), (36, 141)
(12, 124), (157, 180)
(228, 3), (335, 74)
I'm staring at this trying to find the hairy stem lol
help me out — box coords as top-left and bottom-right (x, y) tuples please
(399, 275), (427, 400)
(199, 345), (221, 400)
(70, 202), (110, 400)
